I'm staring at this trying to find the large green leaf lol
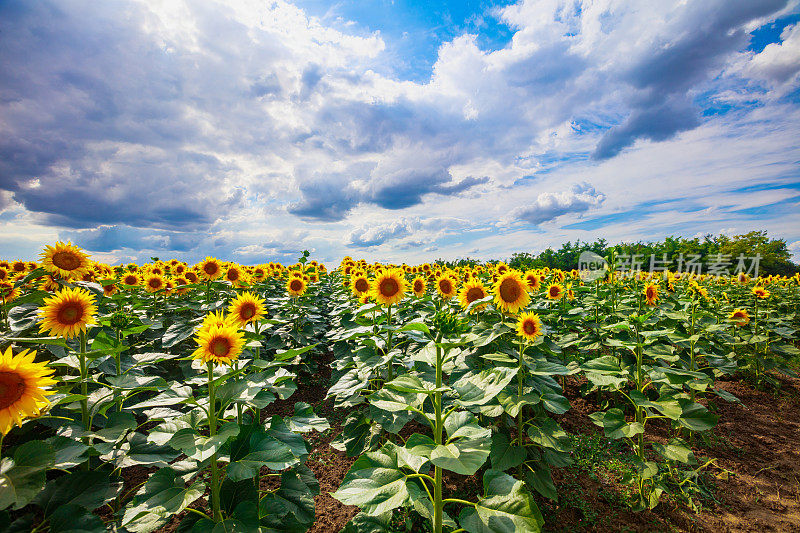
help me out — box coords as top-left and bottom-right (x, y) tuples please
(489, 433), (526, 472)
(286, 402), (330, 433)
(331, 443), (413, 516)
(168, 421), (240, 462)
(458, 469), (543, 533)
(32, 471), (121, 517)
(430, 412), (491, 476)
(0, 440), (55, 510)
(454, 367), (518, 407)
(676, 400), (718, 432)
(122, 467), (205, 533)
(588, 408), (644, 440)
(226, 424), (300, 482)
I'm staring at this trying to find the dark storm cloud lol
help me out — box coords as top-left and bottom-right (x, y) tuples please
(594, 0), (791, 159)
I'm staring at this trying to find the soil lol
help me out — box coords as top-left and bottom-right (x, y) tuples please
(126, 357), (800, 532)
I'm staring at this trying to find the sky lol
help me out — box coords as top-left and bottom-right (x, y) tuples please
(1, 0), (800, 266)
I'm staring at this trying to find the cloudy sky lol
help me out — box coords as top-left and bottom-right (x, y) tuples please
(2, 0), (800, 266)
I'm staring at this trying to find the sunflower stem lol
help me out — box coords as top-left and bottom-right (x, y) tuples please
(79, 330), (90, 469)
(207, 362), (222, 522)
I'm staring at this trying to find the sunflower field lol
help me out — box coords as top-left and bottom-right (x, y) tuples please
(0, 242), (799, 532)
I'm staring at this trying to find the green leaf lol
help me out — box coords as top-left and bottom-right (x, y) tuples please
(489, 433), (526, 471)
(341, 512), (392, 533)
(169, 421), (240, 462)
(226, 425), (300, 482)
(588, 409), (644, 440)
(676, 400), (718, 432)
(454, 367), (518, 407)
(430, 412), (491, 476)
(122, 468), (205, 533)
(286, 402), (330, 433)
(0, 440), (55, 510)
(162, 321), (196, 348)
(258, 466), (318, 529)
(33, 471), (120, 517)
(48, 503), (107, 533)
(331, 443), (412, 515)
(458, 469), (544, 533)
(526, 418), (570, 453)
(524, 463), (557, 501)
(652, 438), (696, 464)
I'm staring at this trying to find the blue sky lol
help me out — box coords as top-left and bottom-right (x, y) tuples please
(1, 0), (800, 266)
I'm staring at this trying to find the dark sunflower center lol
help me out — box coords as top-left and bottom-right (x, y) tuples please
(439, 280), (452, 294)
(290, 279), (303, 292)
(466, 287), (484, 303)
(523, 320), (537, 335)
(57, 302), (83, 325)
(549, 286), (561, 298)
(240, 303), (256, 320)
(0, 371), (26, 410)
(210, 337), (231, 357)
(149, 279), (162, 289)
(186, 273), (198, 282)
(204, 263), (219, 275)
(125, 276), (137, 284)
(13, 262), (25, 272)
(355, 279), (369, 293)
(380, 278), (399, 297)
(227, 270), (239, 281)
(414, 280), (424, 292)
(646, 287), (656, 299)
(52, 251), (80, 271)
(499, 278), (521, 303)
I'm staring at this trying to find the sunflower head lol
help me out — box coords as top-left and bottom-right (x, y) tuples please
(644, 283), (659, 306)
(121, 271), (140, 288)
(351, 274), (371, 297)
(436, 275), (458, 300)
(458, 280), (488, 313)
(411, 277), (426, 297)
(199, 257), (223, 280)
(40, 241), (91, 281)
(228, 291), (266, 326)
(546, 283), (564, 300)
(728, 308), (750, 327)
(516, 312), (543, 342)
(103, 283), (118, 297)
(524, 271), (541, 291)
(39, 286), (98, 339)
(752, 286), (770, 299)
(144, 273), (166, 293)
(370, 268), (407, 307)
(225, 265), (247, 286)
(493, 271), (530, 314)
(192, 320), (245, 366)
(286, 276), (308, 297)
(0, 282), (20, 302)
(0, 347), (57, 435)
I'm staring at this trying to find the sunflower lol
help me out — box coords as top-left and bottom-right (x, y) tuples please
(493, 271), (530, 314)
(224, 265), (248, 287)
(728, 308), (750, 327)
(103, 283), (118, 297)
(228, 291), (266, 326)
(737, 272), (749, 284)
(121, 272), (141, 287)
(0, 282), (20, 302)
(546, 283), (564, 300)
(436, 275), (458, 300)
(643, 283), (659, 306)
(192, 321), (245, 366)
(286, 276), (308, 297)
(0, 268), (8, 282)
(351, 274), (371, 297)
(39, 241), (91, 281)
(371, 268), (407, 307)
(0, 347), (57, 435)
(11, 261), (26, 273)
(144, 273), (166, 293)
(39, 287), (97, 339)
(39, 275), (61, 293)
(198, 257), (223, 281)
(516, 312), (543, 342)
(458, 279), (488, 312)
(524, 271), (541, 291)
(752, 286), (770, 299)
(184, 270), (199, 284)
(410, 276), (426, 297)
